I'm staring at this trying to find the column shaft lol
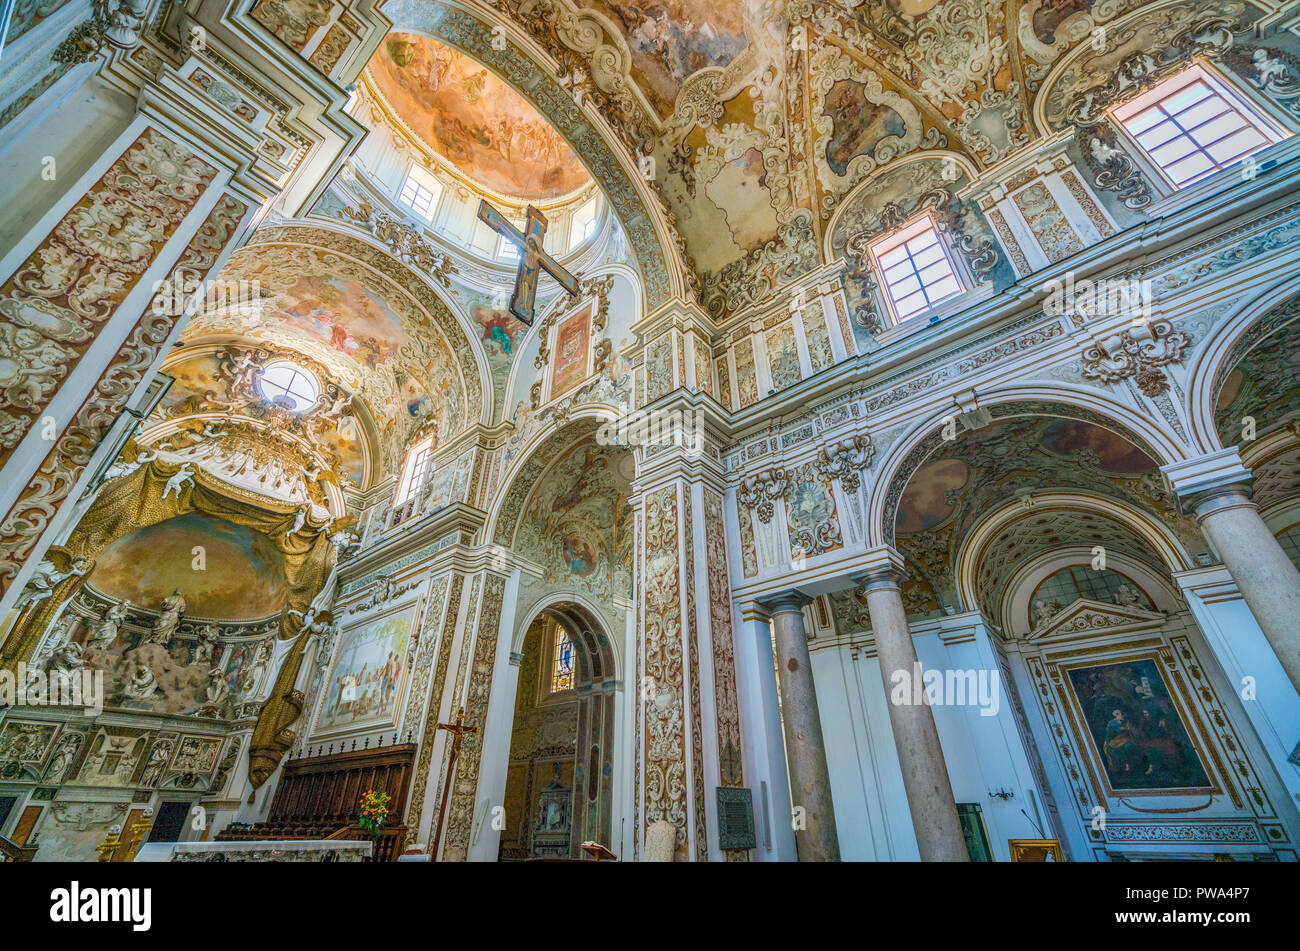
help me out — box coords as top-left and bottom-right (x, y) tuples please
(767, 597), (839, 861)
(1195, 487), (1300, 690)
(864, 578), (969, 862)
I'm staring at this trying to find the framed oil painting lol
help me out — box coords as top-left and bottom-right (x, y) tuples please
(550, 303), (593, 399)
(1064, 657), (1212, 795)
(313, 605), (415, 737)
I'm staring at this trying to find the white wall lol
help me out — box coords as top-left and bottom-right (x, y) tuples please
(810, 611), (1046, 861)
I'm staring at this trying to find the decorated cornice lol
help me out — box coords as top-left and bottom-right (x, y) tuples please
(339, 198), (458, 288)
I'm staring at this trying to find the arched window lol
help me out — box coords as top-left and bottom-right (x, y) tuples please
(1276, 523), (1300, 573)
(551, 623), (575, 693)
(1031, 566), (1153, 616)
(258, 361), (319, 411)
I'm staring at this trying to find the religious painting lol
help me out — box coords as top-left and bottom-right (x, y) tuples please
(561, 532), (598, 578)
(515, 441), (633, 602)
(315, 607), (414, 735)
(367, 34), (590, 200)
(594, 0), (747, 116)
(822, 80), (908, 177)
(551, 304), (593, 398)
(1065, 658), (1212, 793)
(272, 273), (408, 370)
(895, 458), (969, 534)
(1026, 0), (1093, 47)
(472, 303), (521, 359)
(87, 513), (287, 621)
(250, 0), (334, 52)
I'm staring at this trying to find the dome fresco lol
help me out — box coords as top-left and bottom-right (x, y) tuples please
(367, 33), (591, 201)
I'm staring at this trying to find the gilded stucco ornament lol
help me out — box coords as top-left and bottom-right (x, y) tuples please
(1081, 318), (1191, 397)
(736, 467), (790, 525)
(813, 434), (875, 494)
(341, 199), (459, 289)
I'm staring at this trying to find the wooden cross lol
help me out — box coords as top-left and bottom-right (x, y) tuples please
(477, 200), (579, 326)
(429, 706), (478, 860)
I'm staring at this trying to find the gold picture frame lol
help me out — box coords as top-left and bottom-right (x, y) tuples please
(1009, 838), (1063, 862)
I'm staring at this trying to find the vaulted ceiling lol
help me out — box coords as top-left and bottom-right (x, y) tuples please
(491, 0), (1268, 315)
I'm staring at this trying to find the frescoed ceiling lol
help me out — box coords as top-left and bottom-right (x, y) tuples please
(968, 507), (1167, 631)
(182, 238), (472, 477)
(366, 33), (592, 201)
(889, 414), (1193, 619)
(484, 0), (1277, 318)
(511, 436), (635, 605)
(1214, 315), (1300, 448)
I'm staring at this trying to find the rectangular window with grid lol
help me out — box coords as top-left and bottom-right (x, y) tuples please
(1111, 65), (1283, 189)
(399, 166), (444, 221)
(397, 440), (432, 504)
(869, 216), (964, 323)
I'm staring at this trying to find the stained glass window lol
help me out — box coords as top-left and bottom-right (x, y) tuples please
(551, 624), (575, 693)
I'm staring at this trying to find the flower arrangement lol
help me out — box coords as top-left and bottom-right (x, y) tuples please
(358, 789), (391, 841)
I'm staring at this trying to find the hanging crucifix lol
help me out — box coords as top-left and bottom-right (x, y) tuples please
(477, 200), (580, 326)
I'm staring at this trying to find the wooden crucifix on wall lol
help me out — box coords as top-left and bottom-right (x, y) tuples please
(429, 707), (478, 861)
(477, 200), (579, 326)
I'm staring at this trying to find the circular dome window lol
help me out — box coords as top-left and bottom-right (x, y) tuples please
(258, 361), (319, 411)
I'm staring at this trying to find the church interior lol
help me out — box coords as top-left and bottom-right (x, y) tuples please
(1, 0), (1300, 866)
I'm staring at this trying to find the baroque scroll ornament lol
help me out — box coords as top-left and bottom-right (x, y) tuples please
(1081, 318), (1191, 396)
(813, 435), (875, 493)
(341, 199), (458, 288)
(736, 467), (790, 524)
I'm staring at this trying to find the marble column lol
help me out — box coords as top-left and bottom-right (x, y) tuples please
(1164, 449), (1300, 693)
(761, 592), (839, 861)
(858, 561), (969, 862)
(1191, 485), (1300, 690)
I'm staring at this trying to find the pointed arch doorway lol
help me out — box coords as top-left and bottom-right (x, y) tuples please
(498, 601), (617, 860)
